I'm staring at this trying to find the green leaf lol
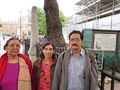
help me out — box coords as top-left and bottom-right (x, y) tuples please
(37, 7), (66, 35)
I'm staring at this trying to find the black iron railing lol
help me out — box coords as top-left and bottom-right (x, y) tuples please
(96, 52), (120, 90)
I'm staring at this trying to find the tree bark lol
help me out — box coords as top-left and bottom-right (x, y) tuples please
(44, 0), (65, 46)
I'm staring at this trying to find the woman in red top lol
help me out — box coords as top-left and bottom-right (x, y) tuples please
(33, 41), (57, 90)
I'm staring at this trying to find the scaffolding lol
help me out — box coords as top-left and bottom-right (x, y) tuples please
(75, 0), (120, 25)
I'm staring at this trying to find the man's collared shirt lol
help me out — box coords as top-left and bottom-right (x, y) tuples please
(67, 48), (86, 90)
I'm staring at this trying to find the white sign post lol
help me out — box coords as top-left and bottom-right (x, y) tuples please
(94, 33), (117, 51)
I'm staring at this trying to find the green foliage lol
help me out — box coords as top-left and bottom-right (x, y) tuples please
(59, 11), (66, 27)
(37, 8), (46, 35)
(37, 8), (66, 35)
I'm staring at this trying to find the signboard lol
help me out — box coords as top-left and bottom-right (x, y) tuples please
(94, 33), (117, 51)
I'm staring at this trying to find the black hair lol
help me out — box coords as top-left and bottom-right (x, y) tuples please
(40, 41), (56, 59)
(69, 30), (84, 40)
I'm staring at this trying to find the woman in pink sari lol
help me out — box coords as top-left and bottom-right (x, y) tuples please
(0, 37), (33, 90)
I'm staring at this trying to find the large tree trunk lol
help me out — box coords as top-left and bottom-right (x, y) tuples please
(44, 0), (65, 46)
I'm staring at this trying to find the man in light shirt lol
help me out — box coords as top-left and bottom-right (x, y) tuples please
(52, 30), (98, 90)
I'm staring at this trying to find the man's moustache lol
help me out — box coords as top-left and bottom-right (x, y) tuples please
(72, 43), (78, 46)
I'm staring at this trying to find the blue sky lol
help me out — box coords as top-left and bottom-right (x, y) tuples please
(0, 0), (78, 21)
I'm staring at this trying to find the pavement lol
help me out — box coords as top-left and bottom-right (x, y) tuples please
(98, 81), (120, 90)
(98, 71), (120, 90)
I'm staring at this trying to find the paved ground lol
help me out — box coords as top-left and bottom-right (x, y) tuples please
(98, 71), (120, 90)
(98, 81), (120, 90)
(98, 74), (120, 90)
(105, 81), (120, 90)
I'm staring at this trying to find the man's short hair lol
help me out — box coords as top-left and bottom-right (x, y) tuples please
(69, 30), (83, 40)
